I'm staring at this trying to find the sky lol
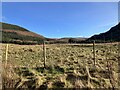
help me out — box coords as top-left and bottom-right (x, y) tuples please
(2, 2), (118, 38)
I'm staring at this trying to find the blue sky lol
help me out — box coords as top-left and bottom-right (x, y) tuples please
(2, 2), (118, 38)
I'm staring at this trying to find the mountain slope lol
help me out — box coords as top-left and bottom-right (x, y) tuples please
(0, 22), (46, 44)
(86, 23), (120, 42)
(45, 37), (87, 44)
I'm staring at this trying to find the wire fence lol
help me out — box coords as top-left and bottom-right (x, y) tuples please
(1, 42), (120, 89)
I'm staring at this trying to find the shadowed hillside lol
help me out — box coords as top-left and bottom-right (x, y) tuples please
(86, 23), (120, 43)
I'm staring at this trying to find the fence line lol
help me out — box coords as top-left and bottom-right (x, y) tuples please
(2, 42), (119, 88)
(5, 44), (8, 68)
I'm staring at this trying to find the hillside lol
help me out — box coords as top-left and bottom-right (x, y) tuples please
(0, 22), (46, 44)
(46, 37), (87, 44)
(86, 23), (120, 43)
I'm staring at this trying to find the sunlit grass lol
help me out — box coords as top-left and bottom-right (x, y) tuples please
(2, 43), (119, 89)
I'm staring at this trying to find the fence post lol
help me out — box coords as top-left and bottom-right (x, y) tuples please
(5, 44), (8, 68)
(93, 40), (96, 66)
(43, 41), (46, 69)
(0, 43), (2, 89)
(118, 42), (120, 88)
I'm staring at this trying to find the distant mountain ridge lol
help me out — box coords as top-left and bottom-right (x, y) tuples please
(47, 37), (87, 44)
(86, 23), (120, 42)
(1, 22), (29, 31)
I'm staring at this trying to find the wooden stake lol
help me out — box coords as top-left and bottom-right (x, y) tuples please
(93, 40), (96, 66)
(118, 42), (120, 63)
(5, 44), (8, 68)
(118, 42), (120, 88)
(43, 41), (46, 69)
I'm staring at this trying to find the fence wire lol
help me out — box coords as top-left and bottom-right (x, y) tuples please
(1, 42), (119, 89)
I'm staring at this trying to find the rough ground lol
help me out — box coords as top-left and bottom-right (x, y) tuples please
(1, 43), (119, 89)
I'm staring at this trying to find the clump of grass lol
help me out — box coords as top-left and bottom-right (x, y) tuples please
(2, 64), (19, 89)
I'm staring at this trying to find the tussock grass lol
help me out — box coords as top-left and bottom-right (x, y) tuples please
(2, 43), (119, 89)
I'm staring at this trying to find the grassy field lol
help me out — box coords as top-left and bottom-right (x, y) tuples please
(1, 43), (119, 89)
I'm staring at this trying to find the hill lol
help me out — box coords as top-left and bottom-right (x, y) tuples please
(0, 22), (46, 44)
(46, 37), (87, 44)
(86, 23), (120, 43)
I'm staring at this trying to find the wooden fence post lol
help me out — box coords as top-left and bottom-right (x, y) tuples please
(5, 44), (8, 68)
(118, 42), (120, 88)
(43, 41), (46, 69)
(0, 43), (2, 89)
(93, 40), (96, 66)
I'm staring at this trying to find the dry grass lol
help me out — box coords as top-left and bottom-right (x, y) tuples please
(1, 43), (119, 89)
